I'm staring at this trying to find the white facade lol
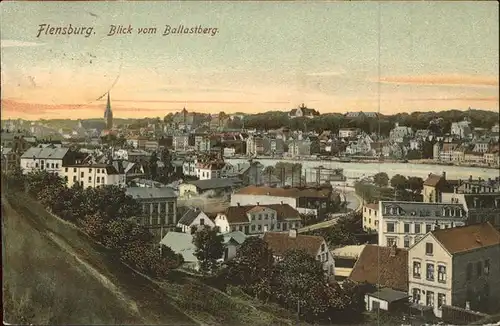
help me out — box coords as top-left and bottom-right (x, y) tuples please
(20, 146), (69, 175)
(62, 165), (126, 188)
(378, 201), (467, 249)
(338, 128), (359, 139)
(177, 211), (214, 233)
(408, 233), (452, 318)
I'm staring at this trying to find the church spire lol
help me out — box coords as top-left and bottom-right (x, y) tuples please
(104, 92), (113, 130)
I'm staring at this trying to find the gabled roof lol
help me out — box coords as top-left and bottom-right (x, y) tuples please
(20, 146), (69, 160)
(431, 222), (500, 255)
(223, 203), (301, 224)
(178, 208), (204, 226)
(423, 173), (445, 187)
(263, 232), (324, 257)
(349, 245), (408, 292)
(221, 231), (247, 245)
(159, 232), (197, 263)
(125, 187), (177, 199)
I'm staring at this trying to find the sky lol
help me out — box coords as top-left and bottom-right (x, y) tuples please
(1, 1), (499, 120)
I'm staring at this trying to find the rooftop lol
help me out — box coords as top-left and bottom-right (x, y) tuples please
(235, 185), (333, 199)
(349, 245), (408, 292)
(125, 186), (177, 199)
(432, 222), (500, 254)
(263, 231), (325, 257)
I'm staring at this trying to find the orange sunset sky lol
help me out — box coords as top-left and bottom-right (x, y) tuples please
(1, 2), (499, 120)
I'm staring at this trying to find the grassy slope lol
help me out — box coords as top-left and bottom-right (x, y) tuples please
(2, 189), (300, 325)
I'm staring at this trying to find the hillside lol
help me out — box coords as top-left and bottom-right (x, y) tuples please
(2, 188), (301, 325)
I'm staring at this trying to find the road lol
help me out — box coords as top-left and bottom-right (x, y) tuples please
(298, 187), (362, 233)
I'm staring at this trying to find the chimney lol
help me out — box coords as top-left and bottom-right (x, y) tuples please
(289, 229), (297, 238)
(280, 201), (284, 205)
(442, 171), (446, 180)
(237, 202), (240, 207)
(256, 202), (260, 206)
(469, 175), (473, 181)
(390, 243), (397, 257)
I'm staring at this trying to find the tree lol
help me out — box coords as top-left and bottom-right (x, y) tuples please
(390, 174), (408, 190)
(149, 151), (159, 180)
(80, 186), (141, 222)
(192, 226), (224, 274)
(226, 237), (274, 296)
(25, 171), (65, 199)
(407, 176), (424, 200)
(373, 172), (389, 188)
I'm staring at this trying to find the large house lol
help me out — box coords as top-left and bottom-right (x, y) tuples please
(214, 203), (302, 234)
(20, 146), (69, 175)
(263, 230), (335, 276)
(231, 184), (339, 218)
(288, 104), (320, 119)
(378, 201), (467, 249)
(62, 163), (126, 188)
(408, 222), (500, 318)
(422, 173), (448, 203)
(442, 192), (500, 228)
(362, 203), (379, 232)
(177, 208), (215, 233)
(125, 187), (178, 241)
(196, 160), (226, 180)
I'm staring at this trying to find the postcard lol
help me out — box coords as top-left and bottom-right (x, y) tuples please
(2, 1), (499, 326)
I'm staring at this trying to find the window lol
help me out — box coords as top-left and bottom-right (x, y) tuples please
(466, 263), (473, 280)
(200, 218), (205, 225)
(81, 172), (84, 177)
(35, 162), (39, 168)
(88, 176), (91, 182)
(412, 288), (421, 303)
(387, 222), (395, 232)
(89, 168), (92, 173)
(426, 224), (432, 233)
(485, 259), (490, 275)
(386, 237), (396, 247)
(415, 223), (421, 234)
(426, 291), (434, 307)
(258, 225), (262, 231)
(73, 168), (76, 172)
(425, 243), (433, 255)
(264, 214), (268, 220)
(251, 225), (256, 231)
(404, 238), (410, 248)
(413, 262), (421, 278)
(438, 265), (447, 283)
(80, 181), (83, 187)
(258, 214), (262, 220)
(251, 215), (255, 221)
(325, 253), (328, 261)
(73, 176), (77, 182)
(404, 223), (410, 233)
(476, 261), (483, 277)
(438, 293), (446, 309)
(426, 263), (435, 281)
(51, 163), (54, 168)
(97, 177), (100, 183)
(321, 244), (325, 252)
(65, 167), (68, 172)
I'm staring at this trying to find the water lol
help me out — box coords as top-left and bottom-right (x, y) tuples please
(226, 158), (499, 180)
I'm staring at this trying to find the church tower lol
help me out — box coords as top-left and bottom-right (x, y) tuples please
(104, 92), (113, 130)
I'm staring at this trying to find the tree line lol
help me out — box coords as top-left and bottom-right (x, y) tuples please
(3, 168), (184, 278)
(355, 172), (424, 203)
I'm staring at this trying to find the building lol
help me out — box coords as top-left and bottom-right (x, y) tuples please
(442, 191), (500, 228)
(378, 201), (467, 249)
(126, 187), (178, 240)
(246, 134), (269, 156)
(423, 172), (447, 203)
(62, 163), (126, 188)
(408, 222), (500, 318)
(331, 245), (366, 282)
(214, 202), (302, 234)
(450, 119), (472, 139)
(159, 230), (246, 271)
(349, 245), (409, 312)
(20, 146), (70, 175)
(263, 230), (335, 276)
(173, 134), (190, 152)
(196, 161), (226, 180)
(104, 92), (113, 130)
(177, 208), (215, 233)
(338, 128), (360, 139)
(231, 184), (339, 218)
(362, 203), (379, 232)
(288, 103), (320, 119)
(178, 178), (242, 197)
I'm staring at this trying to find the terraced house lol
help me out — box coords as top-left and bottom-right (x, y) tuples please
(378, 201), (467, 249)
(214, 202), (302, 234)
(408, 222), (500, 318)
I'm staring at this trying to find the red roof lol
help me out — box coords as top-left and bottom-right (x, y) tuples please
(263, 232), (324, 257)
(432, 222), (500, 254)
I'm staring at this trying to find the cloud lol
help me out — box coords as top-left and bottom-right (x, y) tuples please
(1, 39), (46, 48)
(306, 70), (346, 77)
(372, 74), (499, 88)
